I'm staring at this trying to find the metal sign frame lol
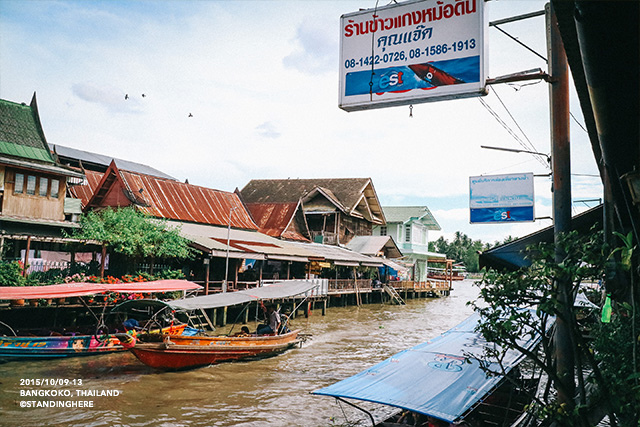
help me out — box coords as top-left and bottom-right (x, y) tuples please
(339, 0), (488, 112)
(469, 172), (535, 223)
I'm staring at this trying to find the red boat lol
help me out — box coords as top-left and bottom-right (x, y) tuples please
(120, 329), (302, 370)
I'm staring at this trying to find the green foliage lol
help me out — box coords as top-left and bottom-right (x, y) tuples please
(71, 207), (194, 260)
(152, 269), (185, 280)
(428, 231), (490, 272)
(592, 302), (640, 426)
(470, 229), (640, 426)
(0, 261), (25, 286)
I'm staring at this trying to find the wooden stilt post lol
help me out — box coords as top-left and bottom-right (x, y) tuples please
(100, 244), (106, 279)
(22, 235), (31, 277)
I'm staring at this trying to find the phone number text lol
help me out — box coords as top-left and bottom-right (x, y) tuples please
(344, 39), (476, 69)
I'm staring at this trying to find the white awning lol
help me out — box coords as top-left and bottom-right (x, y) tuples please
(333, 261), (360, 267)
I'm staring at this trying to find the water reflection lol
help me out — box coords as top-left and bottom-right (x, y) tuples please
(0, 280), (480, 426)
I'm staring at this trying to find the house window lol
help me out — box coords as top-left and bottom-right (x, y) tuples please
(51, 179), (59, 198)
(39, 177), (48, 197)
(380, 226), (387, 236)
(26, 175), (36, 195)
(405, 224), (411, 242)
(14, 173), (24, 194)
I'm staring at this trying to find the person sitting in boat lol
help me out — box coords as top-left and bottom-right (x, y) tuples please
(232, 326), (251, 337)
(257, 305), (281, 335)
(123, 318), (140, 332)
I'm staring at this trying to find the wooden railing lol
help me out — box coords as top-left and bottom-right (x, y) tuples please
(193, 278), (450, 296)
(394, 280), (451, 292)
(328, 279), (371, 293)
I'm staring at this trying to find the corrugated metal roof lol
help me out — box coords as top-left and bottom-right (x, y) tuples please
(0, 155), (84, 179)
(245, 202), (309, 241)
(68, 169), (104, 208)
(382, 206), (441, 230)
(170, 220), (314, 261)
(83, 162), (258, 230)
(51, 144), (176, 180)
(345, 235), (403, 258)
(289, 241), (383, 266)
(173, 220), (383, 266)
(121, 171), (258, 229)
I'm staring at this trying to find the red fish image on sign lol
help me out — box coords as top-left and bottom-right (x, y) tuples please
(409, 63), (465, 86)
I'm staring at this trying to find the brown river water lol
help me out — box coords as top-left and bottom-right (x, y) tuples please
(0, 280), (480, 427)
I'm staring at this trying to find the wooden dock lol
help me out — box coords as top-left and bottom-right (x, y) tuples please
(193, 278), (452, 328)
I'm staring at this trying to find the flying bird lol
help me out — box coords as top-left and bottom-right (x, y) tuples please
(141, 94), (146, 98)
(188, 113), (193, 117)
(124, 94), (129, 100)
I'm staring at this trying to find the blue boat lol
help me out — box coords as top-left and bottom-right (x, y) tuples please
(313, 312), (546, 426)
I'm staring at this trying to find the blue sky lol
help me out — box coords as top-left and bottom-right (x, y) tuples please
(0, 0), (602, 244)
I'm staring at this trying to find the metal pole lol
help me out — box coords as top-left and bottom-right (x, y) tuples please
(547, 2), (574, 407)
(224, 207), (237, 293)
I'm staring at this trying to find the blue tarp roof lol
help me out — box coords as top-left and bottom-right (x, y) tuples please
(313, 312), (543, 423)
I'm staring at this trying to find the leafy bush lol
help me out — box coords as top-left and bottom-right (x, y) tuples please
(0, 261), (25, 286)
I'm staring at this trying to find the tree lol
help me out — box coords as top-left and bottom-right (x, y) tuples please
(428, 232), (487, 272)
(71, 207), (193, 265)
(470, 229), (639, 426)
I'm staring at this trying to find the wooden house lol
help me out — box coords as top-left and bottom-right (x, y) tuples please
(240, 178), (386, 245)
(0, 94), (85, 269)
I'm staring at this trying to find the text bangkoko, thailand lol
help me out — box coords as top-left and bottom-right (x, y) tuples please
(339, 0), (487, 112)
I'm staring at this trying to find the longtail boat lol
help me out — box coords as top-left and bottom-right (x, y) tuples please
(0, 280), (201, 362)
(120, 329), (302, 370)
(120, 280), (321, 370)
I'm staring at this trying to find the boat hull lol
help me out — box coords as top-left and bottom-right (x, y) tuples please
(0, 324), (186, 362)
(128, 330), (302, 370)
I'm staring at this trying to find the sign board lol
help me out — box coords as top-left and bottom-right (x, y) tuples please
(339, 0), (487, 112)
(469, 173), (535, 223)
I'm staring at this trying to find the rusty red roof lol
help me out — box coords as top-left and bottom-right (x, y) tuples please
(245, 202), (310, 242)
(84, 161), (258, 230)
(68, 169), (104, 208)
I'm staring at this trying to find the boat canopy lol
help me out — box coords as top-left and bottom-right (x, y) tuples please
(313, 312), (544, 424)
(169, 280), (320, 310)
(0, 279), (202, 300)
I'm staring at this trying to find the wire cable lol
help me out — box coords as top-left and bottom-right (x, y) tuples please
(493, 87), (540, 155)
(478, 97), (550, 169)
(570, 112), (588, 133)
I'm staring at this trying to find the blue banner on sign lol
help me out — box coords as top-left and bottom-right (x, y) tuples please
(345, 56), (480, 96)
(470, 206), (534, 223)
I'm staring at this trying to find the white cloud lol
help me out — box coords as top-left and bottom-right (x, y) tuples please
(72, 82), (140, 113)
(255, 121), (281, 139)
(283, 19), (338, 75)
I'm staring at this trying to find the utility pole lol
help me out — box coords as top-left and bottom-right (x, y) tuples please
(547, 2), (574, 408)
